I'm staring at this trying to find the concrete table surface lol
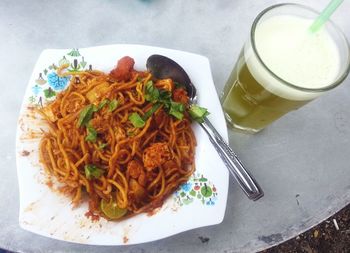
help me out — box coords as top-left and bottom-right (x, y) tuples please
(1, 0), (350, 252)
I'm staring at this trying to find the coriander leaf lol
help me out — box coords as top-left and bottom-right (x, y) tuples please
(85, 124), (97, 142)
(84, 164), (104, 179)
(98, 143), (108, 149)
(145, 81), (159, 102)
(159, 90), (171, 109)
(78, 105), (95, 127)
(174, 82), (185, 89)
(142, 103), (162, 121)
(159, 90), (171, 100)
(129, 112), (145, 128)
(92, 104), (99, 112)
(169, 101), (185, 120)
(109, 99), (119, 112)
(98, 99), (109, 111)
(188, 105), (210, 123)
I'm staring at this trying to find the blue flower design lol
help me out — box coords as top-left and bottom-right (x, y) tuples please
(211, 195), (218, 202)
(181, 182), (192, 192)
(206, 199), (215, 206)
(47, 71), (70, 91)
(32, 85), (42, 96)
(173, 173), (218, 207)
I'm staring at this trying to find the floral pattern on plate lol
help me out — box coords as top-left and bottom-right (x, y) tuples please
(28, 48), (91, 107)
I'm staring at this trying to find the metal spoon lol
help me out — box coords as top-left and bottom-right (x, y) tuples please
(146, 54), (264, 200)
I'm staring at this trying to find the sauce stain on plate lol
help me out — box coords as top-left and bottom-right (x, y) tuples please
(123, 224), (132, 244)
(21, 150), (30, 156)
(24, 201), (39, 212)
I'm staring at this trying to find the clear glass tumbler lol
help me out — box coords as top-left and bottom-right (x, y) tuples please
(221, 4), (350, 133)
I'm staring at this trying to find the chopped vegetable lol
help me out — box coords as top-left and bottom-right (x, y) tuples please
(142, 103), (161, 121)
(129, 112), (145, 128)
(78, 104), (96, 127)
(84, 164), (104, 179)
(86, 82), (110, 103)
(108, 99), (119, 112)
(85, 124), (97, 142)
(97, 99), (109, 110)
(145, 81), (159, 102)
(143, 83), (189, 120)
(98, 143), (108, 150)
(158, 90), (172, 107)
(100, 198), (127, 220)
(169, 101), (184, 120)
(142, 81), (209, 122)
(188, 105), (210, 123)
(174, 82), (185, 89)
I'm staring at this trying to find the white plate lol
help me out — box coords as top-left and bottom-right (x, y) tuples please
(15, 44), (229, 245)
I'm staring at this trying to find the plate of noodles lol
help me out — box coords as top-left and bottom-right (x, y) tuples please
(16, 44), (229, 245)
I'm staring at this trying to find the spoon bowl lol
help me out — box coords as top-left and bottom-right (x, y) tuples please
(146, 55), (197, 100)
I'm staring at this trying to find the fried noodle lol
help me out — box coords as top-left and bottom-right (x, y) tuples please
(37, 56), (196, 220)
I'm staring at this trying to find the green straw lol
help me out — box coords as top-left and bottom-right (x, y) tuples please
(309, 0), (344, 33)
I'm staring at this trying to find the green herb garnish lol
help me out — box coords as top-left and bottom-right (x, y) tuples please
(98, 99), (109, 111)
(174, 82), (185, 89)
(85, 124), (97, 142)
(109, 99), (119, 112)
(169, 101), (185, 120)
(142, 82), (210, 122)
(188, 105), (210, 123)
(84, 164), (104, 179)
(158, 90), (172, 107)
(142, 103), (162, 121)
(98, 143), (108, 150)
(145, 81), (160, 102)
(129, 112), (145, 128)
(143, 84), (184, 120)
(78, 104), (97, 127)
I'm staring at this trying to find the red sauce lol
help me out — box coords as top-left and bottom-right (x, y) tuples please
(84, 210), (100, 222)
(123, 236), (129, 244)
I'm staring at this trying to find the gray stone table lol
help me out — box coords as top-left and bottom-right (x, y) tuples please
(1, 0), (350, 252)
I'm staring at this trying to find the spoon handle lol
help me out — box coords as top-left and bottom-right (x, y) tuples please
(200, 117), (264, 200)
